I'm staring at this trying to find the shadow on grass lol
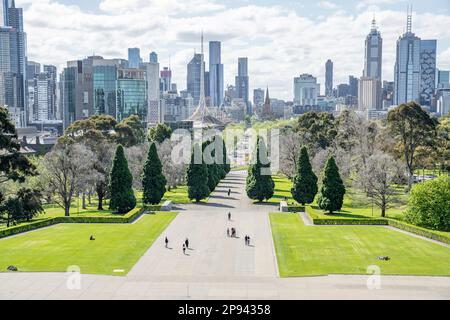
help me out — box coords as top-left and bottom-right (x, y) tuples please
(310, 206), (373, 219)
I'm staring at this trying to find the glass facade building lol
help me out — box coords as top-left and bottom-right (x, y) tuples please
(93, 64), (117, 117)
(116, 68), (147, 121)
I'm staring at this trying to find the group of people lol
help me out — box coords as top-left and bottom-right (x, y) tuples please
(227, 212), (253, 247)
(164, 237), (190, 255)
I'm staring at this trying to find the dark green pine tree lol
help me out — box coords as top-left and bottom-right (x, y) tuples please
(142, 143), (167, 205)
(109, 145), (136, 213)
(317, 156), (346, 214)
(187, 144), (210, 202)
(291, 147), (318, 206)
(246, 137), (275, 202)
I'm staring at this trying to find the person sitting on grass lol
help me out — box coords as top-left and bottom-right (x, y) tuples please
(90, 235), (95, 241)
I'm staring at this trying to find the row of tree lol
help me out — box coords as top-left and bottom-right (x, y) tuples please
(186, 136), (230, 202)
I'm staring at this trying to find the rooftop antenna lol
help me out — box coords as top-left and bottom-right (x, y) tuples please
(371, 13), (377, 31)
(406, 4), (412, 33)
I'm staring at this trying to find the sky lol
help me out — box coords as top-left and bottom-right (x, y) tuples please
(19, 0), (450, 100)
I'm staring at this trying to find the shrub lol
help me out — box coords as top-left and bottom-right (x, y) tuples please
(405, 176), (450, 231)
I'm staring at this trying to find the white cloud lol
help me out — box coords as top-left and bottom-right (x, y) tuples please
(21, 0), (450, 100)
(318, 1), (339, 10)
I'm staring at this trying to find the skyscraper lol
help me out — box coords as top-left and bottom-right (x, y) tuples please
(187, 53), (204, 106)
(128, 48), (142, 69)
(419, 40), (437, 108)
(144, 55), (160, 124)
(149, 51), (158, 63)
(349, 76), (359, 98)
(160, 67), (172, 93)
(394, 8), (421, 105)
(116, 68), (147, 121)
(209, 41), (224, 107)
(364, 17), (383, 80)
(253, 88), (265, 112)
(0, 0), (27, 127)
(235, 57), (249, 113)
(325, 59), (333, 97)
(360, 18), (382, 110)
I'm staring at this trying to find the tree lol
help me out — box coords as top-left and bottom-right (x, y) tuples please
(186, 144), (210, 202)
(148, 123), (173, 144)
(279, 130), (303, 179)
(294, 111), (337, 152)
(116, 115), (145, 147)
(0, 107), (36, 185)
(246, 137), (275, 202)
(65, 116), (116, 210)
(109, 145), (136, 213)
(387, 102), (436, 188)
(44, 139), (94, 216)
(158, 140), (186, 188)
(142, 143), (167, 205)
(361, 152), (401, 217)
(405, 175), (450, 231)
(317, 156), (346, 214)
(291, 147), (318, 206)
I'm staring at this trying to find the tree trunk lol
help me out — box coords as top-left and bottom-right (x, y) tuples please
(82, 193), (86, 210)
(88, 192), (92, 205)
(65, 205), (70, 217)
(98, 192), (104, 211)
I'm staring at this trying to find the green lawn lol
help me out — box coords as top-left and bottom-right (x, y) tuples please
(272, 175), (407, 219)
(270, 213), (450, 277)
(0, 212), (177, 275)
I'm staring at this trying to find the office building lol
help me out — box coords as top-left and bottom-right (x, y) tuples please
(325, 60), (333, 97)
(359, 77), (382, 111)
(143, 56), (160, 124)
(187, 53), (204, 106)
(160, 67), (172, 93)
(294, 74), (320, 106)
(93, 58), (120, 117)
(349, 76), (359, 98)
(419, 40), (437, 108)
(394, 8), (422, 105)
(364, 17), (383, 80)
(128, 48), (142, 69)
(209, 41), (224, 106)
(235, 57), (249, 113)
(116, 68), (147, 121)
(253, 88), (265, 112)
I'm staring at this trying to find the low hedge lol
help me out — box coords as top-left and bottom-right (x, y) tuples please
(313, 218), (388, 225)
(288, 206), (305, 213)
(387, 219), (450, 245)
(0, 207), (149, 239)
(304, 208), (450, 244)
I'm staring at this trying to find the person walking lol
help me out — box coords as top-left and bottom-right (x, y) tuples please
(228, 212), (231, 221)
(227, 228), (230, 237)
(244, 235), (248, 246)
(247, 236), (251, 246)
(185, 238), (189, 249)
(165, 237), (169, 248)
(182, 243), (186, 255)
(228, 189), (231, 197)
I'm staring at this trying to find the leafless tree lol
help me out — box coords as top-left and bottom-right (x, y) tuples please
(125, 143), (149, 190)
(360, 152), (401, 217)
(279, 130), (303, 179)
(158, 140), (186, 188)
(44, 142), (94, 216)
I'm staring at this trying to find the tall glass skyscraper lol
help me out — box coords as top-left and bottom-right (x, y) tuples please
(235, 57), (249, 113)
(93, 62), (118, 117)
(187, 53), (204, 106)
(325, 59), (333, 97)
(0, 0), (27, 127)
(209, 41), (224, 107)
(394, 10), (421, 105)
(364, 18), (382, 80)
(128, 48), (142, 69)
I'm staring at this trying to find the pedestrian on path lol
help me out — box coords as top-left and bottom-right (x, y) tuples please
(244, 235), (248, 246)
(182, 244), (186, 255)
(247, 236), (251, 246)
(228, 189), (231, 196)
(228, 212), (231, 221)
(185, 238), (189, 249)
(227, 228), (230, 237)
(165, 237), (169, 248)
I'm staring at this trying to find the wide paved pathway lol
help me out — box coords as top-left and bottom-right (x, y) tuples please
(1, 171), (449, 299)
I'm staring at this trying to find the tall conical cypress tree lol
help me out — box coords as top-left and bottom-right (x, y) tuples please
(291, 147), (318, 206)
(109, 145), (136, 213)
(203, 140), (220, 192)
(142, 143), (167, 205)
(246, 137), (275, 202)
(187, 143), (210, 202)
(317, 156), (346, 214)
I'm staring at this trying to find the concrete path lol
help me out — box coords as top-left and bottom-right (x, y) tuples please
(1, 171), (449, 300)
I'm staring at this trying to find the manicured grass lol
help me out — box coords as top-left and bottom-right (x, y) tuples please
(270, 213), (450, 277)
(272, 175), (407, 219)
(0, 212), (177, 275)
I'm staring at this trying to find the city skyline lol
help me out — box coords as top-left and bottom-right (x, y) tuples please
(19, 0), (450, 100)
